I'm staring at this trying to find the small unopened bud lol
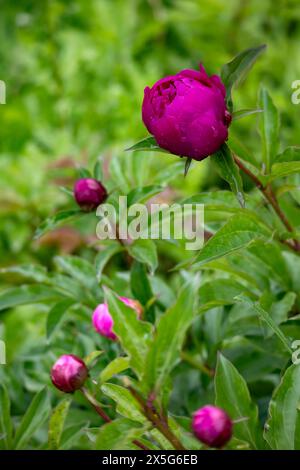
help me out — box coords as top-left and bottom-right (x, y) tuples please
(92, 303), (117, 341)
(119, 296), (143, 318)
(51, 354), (88, 393)
(74, 178), (107, 211)
(192, 405), (233, 448)
(92, 297), (143, 340)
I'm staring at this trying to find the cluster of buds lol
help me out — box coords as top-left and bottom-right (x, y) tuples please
(51, 63), (235, 449)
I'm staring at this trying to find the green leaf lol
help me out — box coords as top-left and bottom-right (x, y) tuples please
(93, 160), (103, 181)
(95, 243), (123, 282)
(232, 108), (263, 121)
(126, 136), (166, 153)
(127, 185), (163, 206)
(275, 146), (300, 163)
(127, 239), (158, 274)
(46, 298), (76, 339)
(101, 383), (145, 423)
(235, 294), (292, 353)
(48, 398), (71, 450)
(33, 210), (84, 240)
(215, 354), (263, 449)
(212, 144), (244, 207)
(14, 388), (50, 450)
(77, 166), (92, 178)
(0, 385), (13, 450)
(270, 292), (296, 325)
(221, 45), (266, 111)
(84, 350), (103, 367)
(143, 277), (199, 394)
(184, 157), (193, 176)
(54, 256), (96, 289)
(259, 87), (279, 172)
(228, 135), (258, 166)
(199, 279), (253, 313)
(0, 264), (48, 283)
(104, 288), (153, 379)
(95, 418), (144, 450)
(247, 239), (291, 289)
(264, 364), (300, 449)
(154, 162), (184, 185)
(183, 190), (240, 213)
(130, 261), (155, 322)
(194, 212), (270, 267)
(100, 357), (130, 384)
(0, 285), (64, 312)
(269, 162), (300, 181)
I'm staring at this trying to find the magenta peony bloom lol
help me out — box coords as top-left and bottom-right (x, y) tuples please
(142, 65), (231, 160)
(192, 405), (233, 448)
(51, 354), (88, 393)
(74, 178), (107, 211)
(92, 297), (143, 341)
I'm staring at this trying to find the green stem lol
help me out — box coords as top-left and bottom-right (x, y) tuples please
(128, 386), (186, 451)
(80, 387), (149, 451)
(233, 155), (300, 252)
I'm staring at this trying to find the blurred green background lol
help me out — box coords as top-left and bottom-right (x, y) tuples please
(1, 0), (300, 447)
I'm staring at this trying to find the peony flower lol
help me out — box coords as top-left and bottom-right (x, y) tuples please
(192, 405), (233, 448)
(92, 297), (143, 340)
(51, 354), (88, 393)
(74, 178), (107, 211)
(142, 65), (231, 160)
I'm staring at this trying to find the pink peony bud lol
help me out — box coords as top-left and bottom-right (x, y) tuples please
(92, 297), (142, 340)
(142, 65), (231, 161)
(92, 303), (117, 341)
(192, 405), (233, 448)
(74, 178), (107, 211)
(118, 296), (143, 318)
(51, 354), (88, 393)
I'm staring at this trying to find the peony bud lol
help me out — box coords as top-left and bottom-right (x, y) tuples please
(92, 303), (117, 341)
(74, 178), (107, 211)
(92, 297), (142, 340)
(192, 405), (233, 448)
(118, 296), (143, 318)
(51, 354), (88, 393)
(142, 65), (231, 161)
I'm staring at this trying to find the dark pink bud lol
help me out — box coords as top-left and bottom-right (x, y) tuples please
(92, 297), (142, 340)
(192, 405), (233, 448)
(51, 354), (88, 393)
(74, 178), (107, 211)
(142, 64), (231, 160)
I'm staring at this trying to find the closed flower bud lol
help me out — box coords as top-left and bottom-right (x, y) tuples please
(74, 178), (107, 211)
(51, 354), (88, 393)
(118, 296), (143, 318)
(92, 297), (142, 340)
(142, 65), (231, 160)
(192, 405), (233, 448)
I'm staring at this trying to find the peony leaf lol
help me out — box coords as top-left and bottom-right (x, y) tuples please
(126, 136), (166, 153)
(221, 44), (266, 111)
(33, 210), (84, 240)
(212, 143), (245, 207)
(264, 364), (300, 449)
(259, 87), (279, 172)
(215, 354), (263, 449)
